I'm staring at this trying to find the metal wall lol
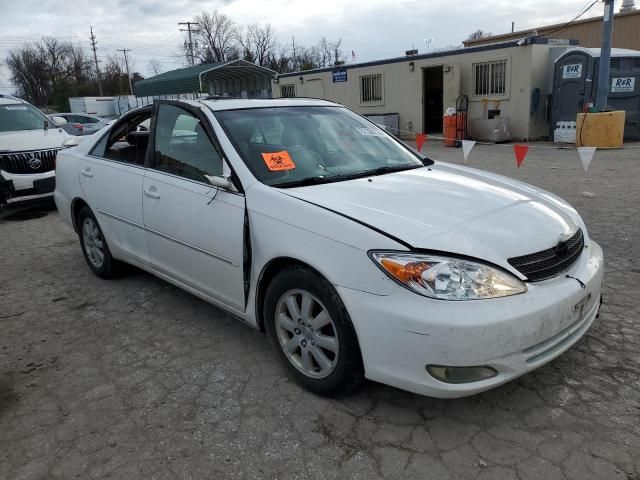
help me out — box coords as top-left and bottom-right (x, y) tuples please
(464, 10), (640, 51)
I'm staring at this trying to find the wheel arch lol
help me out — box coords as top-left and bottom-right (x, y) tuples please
(70, 197), (90, 233)
(255, 257), (333, 332)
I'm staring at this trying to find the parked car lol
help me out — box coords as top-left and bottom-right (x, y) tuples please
(54, 98), (603, 398)
(48, 113), (111, 136)
(0, 94), (71, 215)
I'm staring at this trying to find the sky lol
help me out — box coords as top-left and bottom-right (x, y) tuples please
(0, 0), (614, 95)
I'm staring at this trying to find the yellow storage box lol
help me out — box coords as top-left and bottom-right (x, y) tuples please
(576, 111), (626, 148)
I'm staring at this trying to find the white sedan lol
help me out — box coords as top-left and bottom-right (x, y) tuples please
(54, 98), (603, 398)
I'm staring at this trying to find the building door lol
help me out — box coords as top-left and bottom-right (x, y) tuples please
(423, 66), (444, 133)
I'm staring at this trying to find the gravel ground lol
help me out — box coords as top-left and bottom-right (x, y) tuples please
(1, 141), (639, 480)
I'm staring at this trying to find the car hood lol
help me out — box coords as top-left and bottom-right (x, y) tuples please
(0, 128), (69, 152)
(284, 162), (585, 272)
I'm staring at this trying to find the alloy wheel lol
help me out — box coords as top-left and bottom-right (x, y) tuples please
(82, 217), (104, 268)
(275, 289), (339, 379)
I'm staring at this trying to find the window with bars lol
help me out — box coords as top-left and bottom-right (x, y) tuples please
(360, 73), (384, 104)
(473, 60), (507, 97)
(280, 84), (296, 98)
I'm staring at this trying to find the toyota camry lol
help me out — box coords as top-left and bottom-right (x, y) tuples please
(54, 98), (603, 398)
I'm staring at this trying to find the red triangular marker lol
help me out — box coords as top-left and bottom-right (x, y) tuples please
(514, 144), (529, 168)
(416, 133), (427, 152)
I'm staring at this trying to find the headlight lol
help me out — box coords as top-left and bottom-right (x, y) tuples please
(370, 251), (526, 300)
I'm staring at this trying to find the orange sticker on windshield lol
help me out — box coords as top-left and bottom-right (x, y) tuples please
(261, 151), (296, 171)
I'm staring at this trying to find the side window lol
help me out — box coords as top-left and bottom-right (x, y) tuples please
(153, 104), (223, 182)
(89, 109), (151, 165)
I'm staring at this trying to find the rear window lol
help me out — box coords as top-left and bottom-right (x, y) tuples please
(0, 103), (49, 133)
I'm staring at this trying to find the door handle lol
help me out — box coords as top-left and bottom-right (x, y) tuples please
(144, 188), (161, 199)
(81, 168), (93, 178)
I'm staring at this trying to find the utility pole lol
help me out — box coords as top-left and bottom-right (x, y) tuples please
(118, 49), (133, 95)
(89, 26), (103, 96)
(291, 36), (297, 70)
(511, 21), (515, 33)
(595, 0), (615, 110)
(179, 21), (197, 65)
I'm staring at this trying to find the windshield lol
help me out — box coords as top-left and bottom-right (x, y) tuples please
(215, 106), (426, 187)
(0, 103), (49, 133)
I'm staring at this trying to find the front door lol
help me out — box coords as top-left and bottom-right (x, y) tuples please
(143, 102), (246, 311)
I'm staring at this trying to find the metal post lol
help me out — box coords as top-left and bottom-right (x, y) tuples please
(90, 26), (103, 96)
(179, 22), (197, 66)
(118, 49), (133, 95)
(595, 0), (615, 111)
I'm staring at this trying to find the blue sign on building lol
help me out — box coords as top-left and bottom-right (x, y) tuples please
(332, 70), (348, 83)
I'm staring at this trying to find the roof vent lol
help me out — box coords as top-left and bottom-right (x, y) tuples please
(405, 49), (419, 56)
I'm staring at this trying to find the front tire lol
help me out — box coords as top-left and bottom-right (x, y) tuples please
(77, 206), (119, 279)
(264, 266), (363, 396)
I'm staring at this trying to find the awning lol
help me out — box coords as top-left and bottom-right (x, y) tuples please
(134, 60), (276, 97)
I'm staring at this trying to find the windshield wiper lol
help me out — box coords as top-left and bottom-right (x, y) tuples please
(276, 164), (423, 189)
(276, 175), (349, 188)
(362, 164), (423, 177)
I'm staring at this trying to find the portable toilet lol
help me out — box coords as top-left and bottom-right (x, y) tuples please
(551, 48), (640, 140)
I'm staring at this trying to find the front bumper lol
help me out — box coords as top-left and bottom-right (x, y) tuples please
(338, 241), (604, 398)
(1, 169), (56, 215)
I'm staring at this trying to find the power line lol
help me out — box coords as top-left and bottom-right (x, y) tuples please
(541, 0), (601, 37)
(89, 26), (103, 96)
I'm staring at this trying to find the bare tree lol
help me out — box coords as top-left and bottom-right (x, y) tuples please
(194, 10), (238, 63)
(66, 45), (92, 83)
(266, 46), (293, 73)
(148, 58), (163, 76)
(6, 44), (51, 105)
(466, 30), (492, 41)
(316, 37), (332, 68)
(246, 23), (277, 67)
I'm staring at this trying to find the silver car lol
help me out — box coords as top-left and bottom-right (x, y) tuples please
(49, 113), (110, 136)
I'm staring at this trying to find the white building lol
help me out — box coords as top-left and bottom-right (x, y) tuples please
(273, 37), (579, 141)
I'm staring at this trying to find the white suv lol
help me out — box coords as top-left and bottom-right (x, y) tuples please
(0, 94), (70, 215)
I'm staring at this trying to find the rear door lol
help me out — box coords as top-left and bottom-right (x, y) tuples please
(143, 101), (246, 311)
(78, 108), (151, 265)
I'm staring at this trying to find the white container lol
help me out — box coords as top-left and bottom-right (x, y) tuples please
(68, 97), (116, 117)
(553, 121), (577, 144)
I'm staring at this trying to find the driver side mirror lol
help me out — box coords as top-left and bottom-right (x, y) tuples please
(205, 174), (237, 192)
(204, 160), (238, 193)
(51, 116), (68, 127)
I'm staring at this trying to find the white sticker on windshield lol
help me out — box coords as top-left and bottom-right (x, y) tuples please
(3, 106), (29, 110)
(356, 127), (385, 136)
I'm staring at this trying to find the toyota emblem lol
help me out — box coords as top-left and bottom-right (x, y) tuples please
(28, 156), (42, 170)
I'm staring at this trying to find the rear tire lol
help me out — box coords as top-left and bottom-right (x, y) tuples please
(264, 266), (364, 396)
(77, 206), (120, 279)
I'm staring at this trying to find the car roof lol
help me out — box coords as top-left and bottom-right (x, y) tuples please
(55, 113), (101, 118)
(195, 97), (340, 112)
(0, 94), (29, 106)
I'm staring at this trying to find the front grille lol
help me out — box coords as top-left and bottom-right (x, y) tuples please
(0, 149), (58, 174)
(508, 229), (584, 282)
